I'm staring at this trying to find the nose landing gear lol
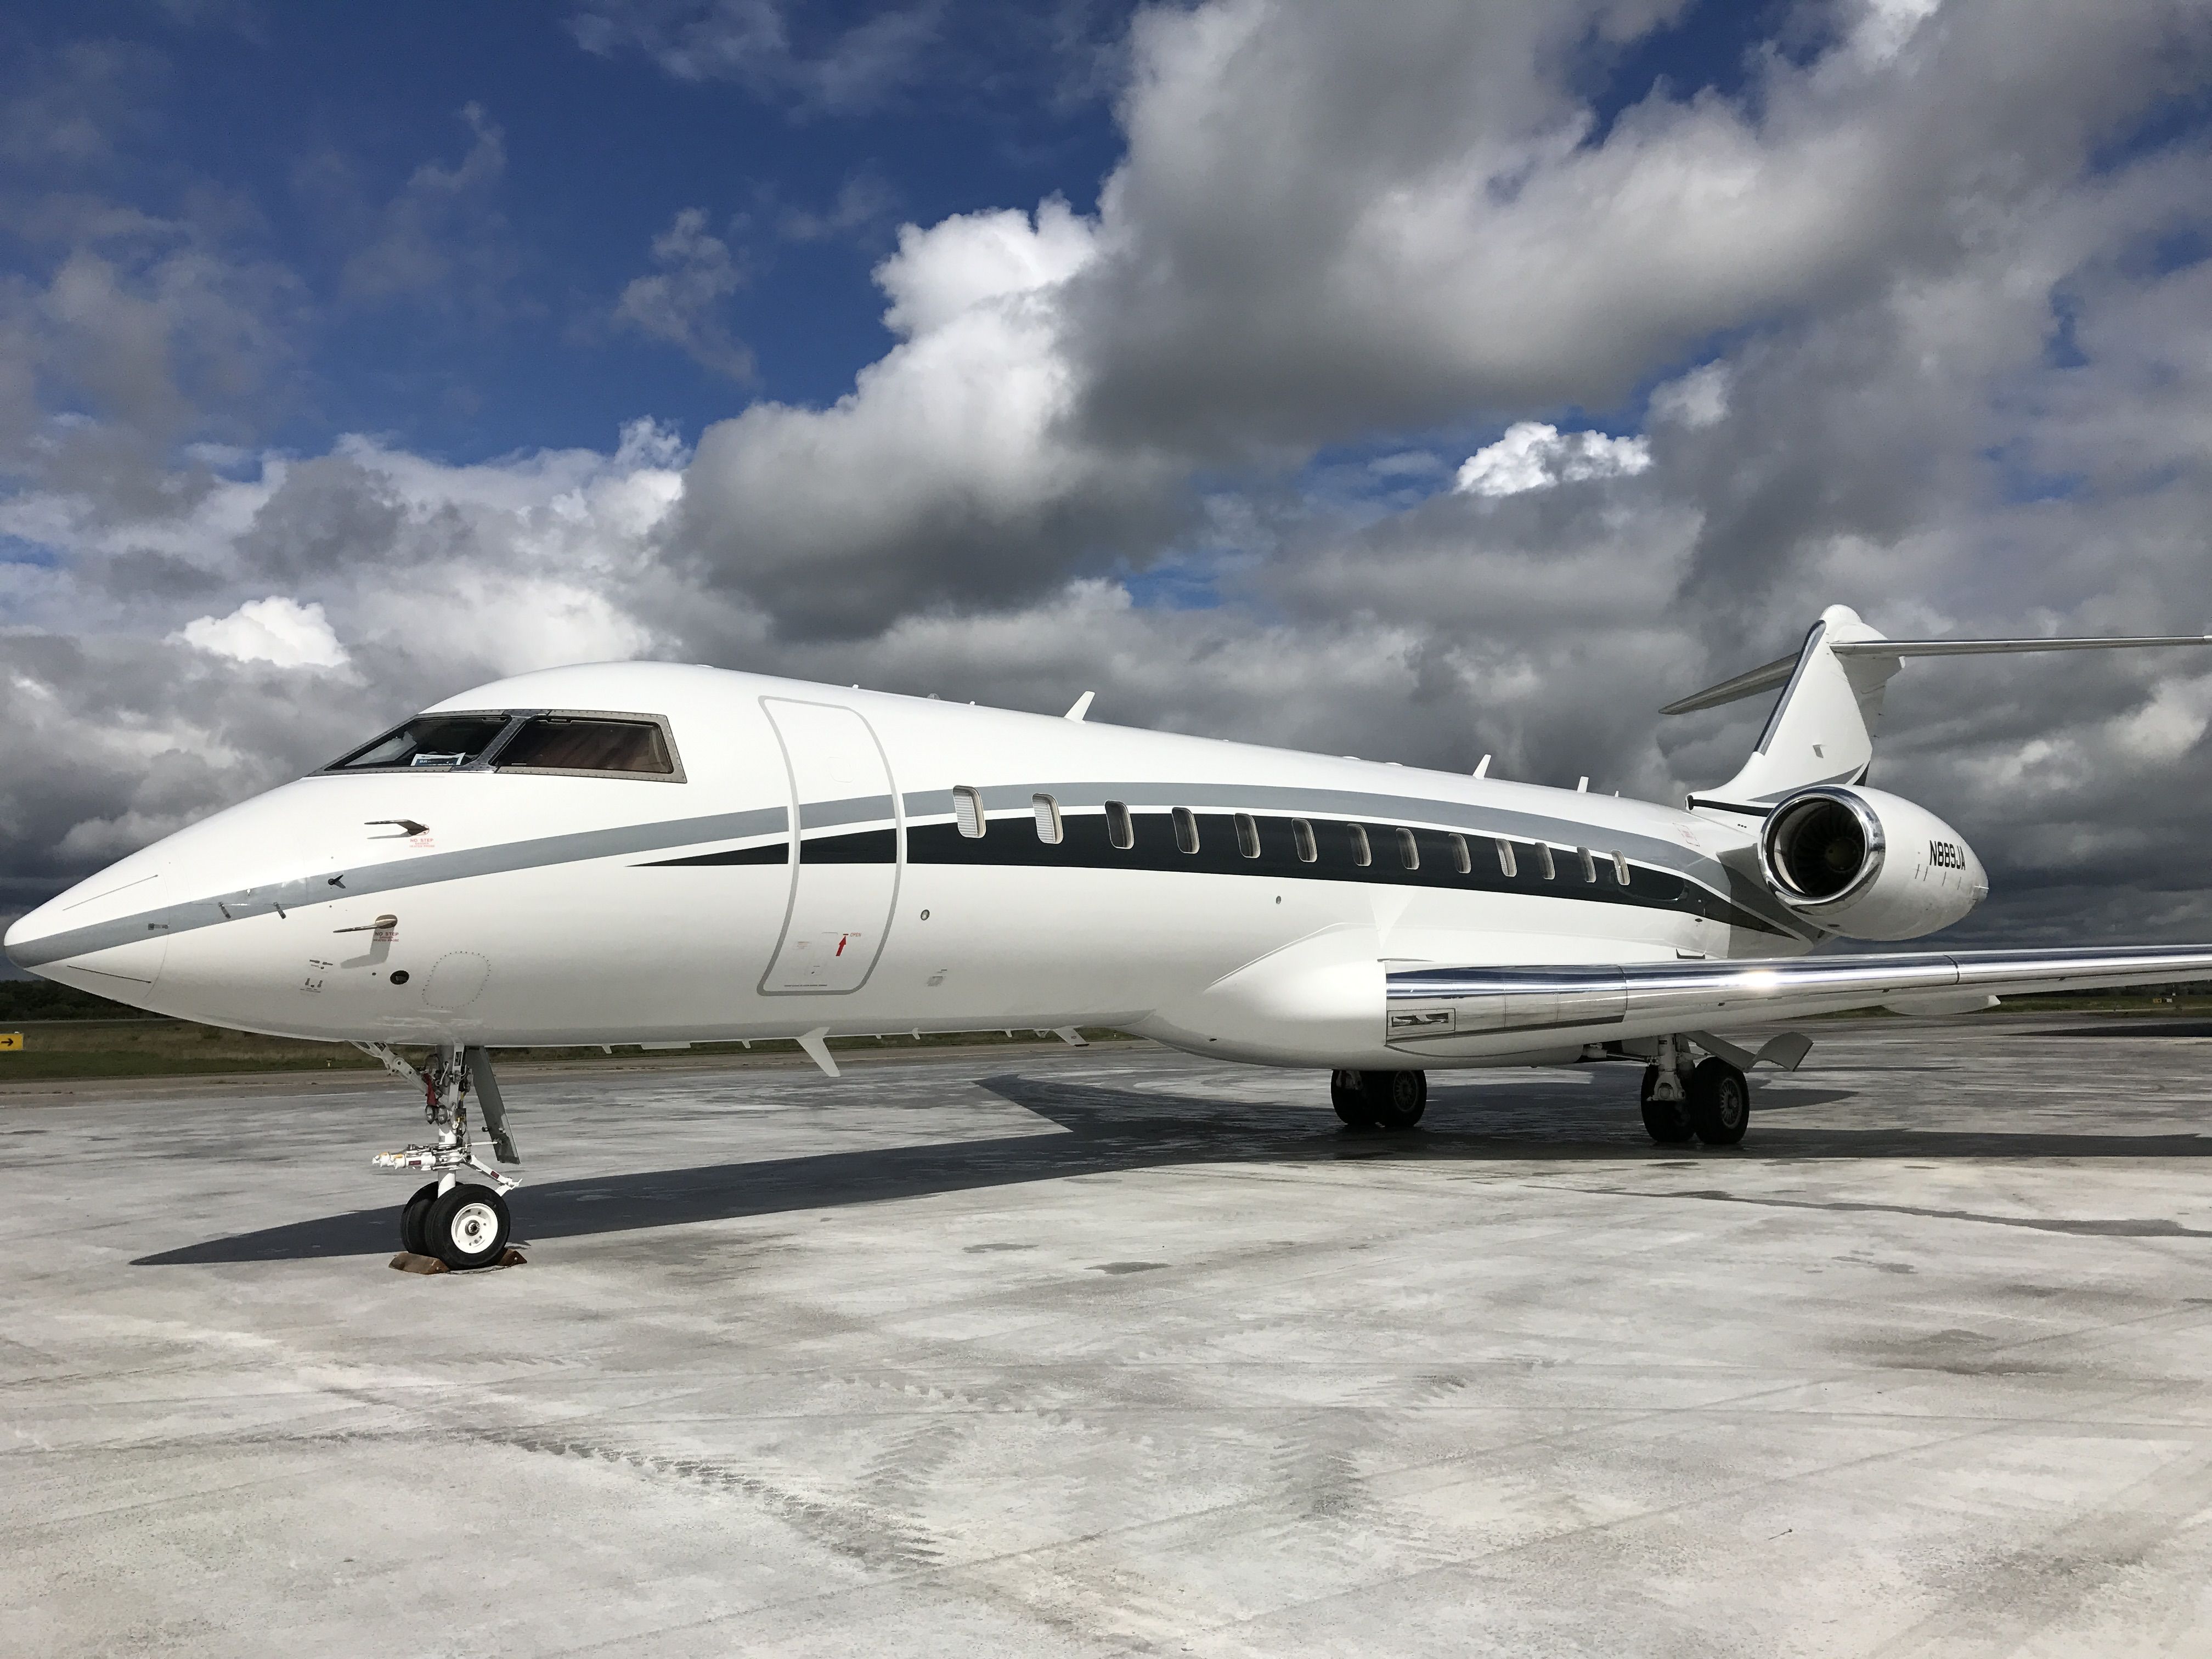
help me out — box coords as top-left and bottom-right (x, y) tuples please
(356, 1042), (521, 1269)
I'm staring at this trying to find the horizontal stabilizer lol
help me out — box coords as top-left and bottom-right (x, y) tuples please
(1664, 630), (2212, 716)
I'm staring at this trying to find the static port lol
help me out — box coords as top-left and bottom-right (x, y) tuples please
(390, 970), (411, 986)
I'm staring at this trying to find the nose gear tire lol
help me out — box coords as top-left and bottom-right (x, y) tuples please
(399, 1181), (441, 1255)
(426, 1182), (512, 1269)
(1687, 1056), (1751, 1146)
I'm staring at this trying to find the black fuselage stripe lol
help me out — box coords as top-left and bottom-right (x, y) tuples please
(641, 810), (1790, 935)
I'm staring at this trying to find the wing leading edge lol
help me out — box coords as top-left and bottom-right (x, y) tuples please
(1384, 944), (2212, 1043)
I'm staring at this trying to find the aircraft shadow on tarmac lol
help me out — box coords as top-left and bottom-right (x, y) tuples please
(133, 1069), (2212, 1266)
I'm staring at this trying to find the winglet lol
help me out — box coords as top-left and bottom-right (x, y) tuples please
(795, 1027), (840, 1077)
(1064, 692), (1094, 721)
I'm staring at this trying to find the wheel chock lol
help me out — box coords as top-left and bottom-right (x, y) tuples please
(388, 1248), (527, 1274)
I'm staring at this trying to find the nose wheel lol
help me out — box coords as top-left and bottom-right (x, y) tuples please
(400, 1181), (439, 1256)
(425, 1183), (512, 1268)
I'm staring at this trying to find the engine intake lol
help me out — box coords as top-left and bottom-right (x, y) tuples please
(1757, 785), (1987, 941)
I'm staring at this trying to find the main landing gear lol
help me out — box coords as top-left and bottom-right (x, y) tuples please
(355, 1041), (522, 1269)
(1330, 1069), (1427, 1130)
(1638, 1034), (1748, 1148)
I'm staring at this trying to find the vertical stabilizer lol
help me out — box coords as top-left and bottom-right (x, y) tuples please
(1692, 606), (1901, 808)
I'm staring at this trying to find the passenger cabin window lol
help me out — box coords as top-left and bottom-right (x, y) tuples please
(1032, 793), (1063, 844)
(1105, 800), (1134, 850)
(1173, 806), (1200, 854)
(1348, 824), (1372, 866)
(1292, 819), (1317, 862)
(953, 786), (985, 838)
(1397, 827), (1419, 870)
(1235, 812), (1261, 858)
(1578, 847), (1599, 883)
(1495, 838), (1517, 878)
(1612, 852), (1632, 886)
(1536, 844), (1556, 881)
(329, 713), (511, 771)
(1450, 833), (1471, 875)
(496, 715), (674, 776)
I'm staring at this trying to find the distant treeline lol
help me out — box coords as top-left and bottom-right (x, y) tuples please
(0, 980), (156, 1020)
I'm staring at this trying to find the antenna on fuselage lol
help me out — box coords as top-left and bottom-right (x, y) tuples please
(1474, 754), (1492, 777)
(1064, 691), (1094, 721)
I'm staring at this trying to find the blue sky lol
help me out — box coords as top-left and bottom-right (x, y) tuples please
(5, 1), (1137, 458)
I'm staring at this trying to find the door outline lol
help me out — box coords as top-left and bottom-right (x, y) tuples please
(756, 698), (904, 996)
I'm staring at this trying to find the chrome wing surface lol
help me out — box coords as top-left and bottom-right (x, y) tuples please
(1385, 945), (2212, 1041)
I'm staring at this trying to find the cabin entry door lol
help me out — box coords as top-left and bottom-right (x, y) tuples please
(758, 698), (901, 995)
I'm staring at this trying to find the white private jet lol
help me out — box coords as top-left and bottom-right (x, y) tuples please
(8, 604), (2210, 1268)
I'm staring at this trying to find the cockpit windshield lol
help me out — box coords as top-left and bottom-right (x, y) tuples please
(324, 709), (682, 778)
(496, 715), (673, 775)
(330, 714), (513, 770)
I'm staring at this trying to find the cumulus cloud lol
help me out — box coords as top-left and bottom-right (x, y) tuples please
(673, 197), (1185, 636)
(173, 595), (348, 669)
(1453, 422), (1652, 498)
(613, 208), (753, 379)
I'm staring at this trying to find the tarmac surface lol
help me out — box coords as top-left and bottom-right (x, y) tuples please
(6, 1017), (2212, 1657)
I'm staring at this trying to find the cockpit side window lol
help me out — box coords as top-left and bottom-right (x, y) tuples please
(494, 712), (681, 780)
(329, 713), (514, 771)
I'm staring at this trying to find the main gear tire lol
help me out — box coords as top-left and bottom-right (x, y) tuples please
(1638, 1064), (1695, 1144)
(1361, 1069), (1427, 1130)
(1686, 1057), (1751, 1147)
(1330, 1069), (1373, 1126)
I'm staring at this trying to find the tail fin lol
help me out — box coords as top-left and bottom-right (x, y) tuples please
(1665, 606), (2212, 811)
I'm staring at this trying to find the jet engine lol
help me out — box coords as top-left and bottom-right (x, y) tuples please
(1757, 785), (1988, 941)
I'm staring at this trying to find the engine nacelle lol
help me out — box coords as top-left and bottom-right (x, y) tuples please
(1757, 785), (1988, 941)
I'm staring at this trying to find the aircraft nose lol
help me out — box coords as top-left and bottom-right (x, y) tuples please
(2, 908), (36, 973)
(2, 860), (174, 998)
(4, 896), (64, 974)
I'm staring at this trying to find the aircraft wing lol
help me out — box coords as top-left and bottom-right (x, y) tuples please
(1384, 944), (2212, 1042)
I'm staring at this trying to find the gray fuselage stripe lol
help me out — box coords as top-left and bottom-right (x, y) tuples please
(13, 776), (1803, 967)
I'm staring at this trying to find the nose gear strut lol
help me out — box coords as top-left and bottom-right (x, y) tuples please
(354, 1041), (522, 1268)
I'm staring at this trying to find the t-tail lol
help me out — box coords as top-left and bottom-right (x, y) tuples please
(1666, 603), (2212, 814)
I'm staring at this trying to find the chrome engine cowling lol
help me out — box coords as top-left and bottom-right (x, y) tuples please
(1758, 785), (1988, 941)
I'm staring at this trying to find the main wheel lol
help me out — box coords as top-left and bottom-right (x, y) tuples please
(1639, 1065), (1695, 1144)
(1361, 1069), (1427, 1130)
(399, 1181), (441, 1255)
(1330, 1069), (1373, 1126)
(1686, 1057), (1750, 1147)
(425, 1183), (511, 1269)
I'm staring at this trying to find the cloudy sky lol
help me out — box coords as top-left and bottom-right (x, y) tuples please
(4, 0), (2211, 957)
